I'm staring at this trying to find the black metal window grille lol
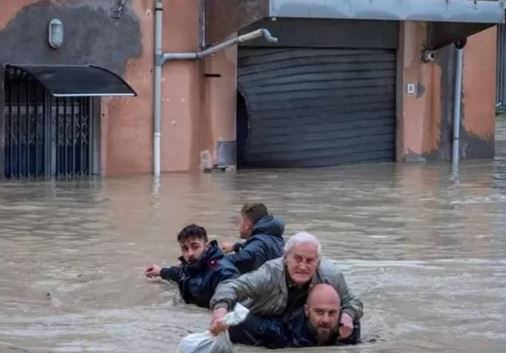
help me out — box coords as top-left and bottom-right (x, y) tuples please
(4, 66), (96, 179)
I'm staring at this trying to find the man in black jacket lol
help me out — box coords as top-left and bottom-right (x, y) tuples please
(144, 224), (239, 308)
(228, 283), (361, 349)
(221, 203), (285, 274)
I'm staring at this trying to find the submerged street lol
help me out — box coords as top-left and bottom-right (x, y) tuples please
(1, 122), (505, 353)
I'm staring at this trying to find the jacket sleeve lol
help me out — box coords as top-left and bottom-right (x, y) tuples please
(209, 262), (240, 296)
(210, 262), (273, 310)
(226, 239), (267, 274)
(334, 272), (363, 322)
(160, 266), (184, 283)
(232, 241), (244, 253)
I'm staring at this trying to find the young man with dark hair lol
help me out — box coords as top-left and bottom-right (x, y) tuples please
(221, 203), (285, 274)
(144, 224), (239, 308)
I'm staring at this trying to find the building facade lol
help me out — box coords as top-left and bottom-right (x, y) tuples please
(0, 0), (502, 178)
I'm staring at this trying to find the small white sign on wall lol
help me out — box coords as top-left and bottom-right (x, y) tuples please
(406, 83), (416, 96)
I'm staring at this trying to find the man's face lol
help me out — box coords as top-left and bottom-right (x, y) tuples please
(284, 242), (319, 286)
(238, 215), (253, 239)
(179, 237), (206, 264)
(304, 284), (341, 345)
(305, 292), (340, 345)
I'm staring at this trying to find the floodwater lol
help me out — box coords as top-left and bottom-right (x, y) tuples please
(1, 123), (506, 353)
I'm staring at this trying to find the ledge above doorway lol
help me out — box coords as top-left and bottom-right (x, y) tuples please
(206, 0), (506, 49)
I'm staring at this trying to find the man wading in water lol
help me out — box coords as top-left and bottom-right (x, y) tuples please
(221, 203), (285, 274)
(145, 224), (239, 308)
(209, 232), (363, 347)
(223, 283), (360, 348)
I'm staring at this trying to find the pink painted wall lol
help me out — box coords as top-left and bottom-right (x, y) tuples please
(103, 0), (203, 174)
(462, 27), (496, 155)
(397, 22), (443, 160)
(101, 0), (154, 175)
(203, 45), (238, 164)
(1, 2), (499, 175)
(397, 22), (496, 161)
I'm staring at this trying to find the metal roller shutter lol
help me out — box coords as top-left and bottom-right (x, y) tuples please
(238, 47), (396, 167)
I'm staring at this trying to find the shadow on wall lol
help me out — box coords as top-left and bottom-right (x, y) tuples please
(236, 91), (248, 167)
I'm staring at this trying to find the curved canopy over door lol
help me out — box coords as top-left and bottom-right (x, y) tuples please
(3, 65), (136, 179)
(9, 64), (136, 97)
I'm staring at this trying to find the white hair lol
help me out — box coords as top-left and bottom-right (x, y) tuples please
(284, 232), (322, 260)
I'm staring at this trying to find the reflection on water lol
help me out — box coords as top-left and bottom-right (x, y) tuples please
(1, 141), (506, 352)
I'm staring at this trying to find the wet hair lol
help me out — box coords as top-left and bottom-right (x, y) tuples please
(241, 203), (269, 224)
(284, 232), (322, 260)
(177, 224), (208, 243)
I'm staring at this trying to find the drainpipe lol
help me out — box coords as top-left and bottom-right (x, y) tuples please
(160, 29), (277, 63)
(199, 0), (206, 49)
(152, 24), (276, 176)
(153, 0), (163, 177)
(452, 40), (466, 171)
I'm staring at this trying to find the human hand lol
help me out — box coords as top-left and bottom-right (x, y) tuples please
(220, 242), (235, 254)
(338, 312), (354, 339)
(209, 307), (229, 335)
(144, 264), (161, 278)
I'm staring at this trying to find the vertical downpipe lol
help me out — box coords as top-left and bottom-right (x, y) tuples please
(452, 42), (465, 172)
(199, 0), (206, 49)
(153, 0), (163, 177)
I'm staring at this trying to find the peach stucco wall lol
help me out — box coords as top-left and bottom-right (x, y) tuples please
(398, 22), (496, 161)
(203, 45), (238, 163)
(1, 0), (228, 175)
(462, 27), (496, 140)
(0, 0), (47, 30)
(1, 2), (499, 175)
(103, 0), (202, 174)
(398, 22), (443, 160)
(106, 0), (238, 174)
(101, 0), (155, 175)
(0, 0), (156, 176)
(160, 0), (202, 172)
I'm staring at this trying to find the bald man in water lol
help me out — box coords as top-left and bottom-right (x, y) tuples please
(300, 283), (344, 346)
(228, 283), (361, 348)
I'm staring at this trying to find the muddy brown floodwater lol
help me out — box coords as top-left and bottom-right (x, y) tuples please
(1, 121), (506, 353)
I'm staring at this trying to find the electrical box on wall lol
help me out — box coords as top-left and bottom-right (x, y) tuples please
(406, 83), (416, 96)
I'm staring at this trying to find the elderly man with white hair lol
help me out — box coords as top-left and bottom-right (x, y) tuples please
(209, 232), (363, 347)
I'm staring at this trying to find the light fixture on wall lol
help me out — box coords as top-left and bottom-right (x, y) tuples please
(48, 19), (64, 49)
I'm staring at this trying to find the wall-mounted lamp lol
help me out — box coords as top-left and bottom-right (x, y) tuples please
(48, 19), (64, 49)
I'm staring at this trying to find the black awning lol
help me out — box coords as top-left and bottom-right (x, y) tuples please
(8, 65), (136, 97)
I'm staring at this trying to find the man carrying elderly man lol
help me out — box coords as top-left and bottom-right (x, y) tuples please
(209, 231), (363, 348)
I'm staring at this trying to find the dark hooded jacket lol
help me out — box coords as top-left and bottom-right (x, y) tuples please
(229, 307), (361, 348)
(227, 215), (285, 274)
(282, 308), (361, 348)
(159, 240), (239, 308)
